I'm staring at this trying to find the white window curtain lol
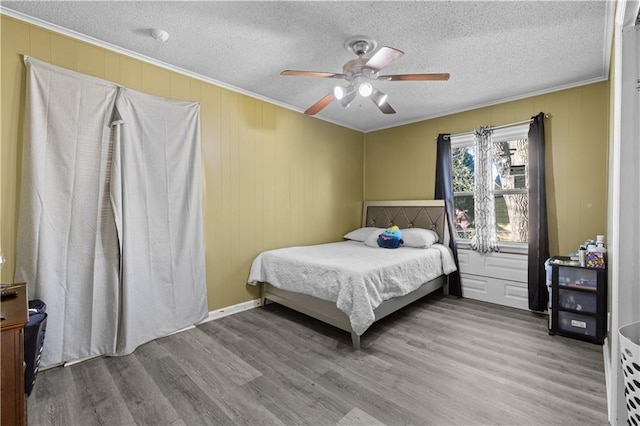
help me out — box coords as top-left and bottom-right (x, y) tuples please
(16, 56), (207, 367)
(470, 126), (500, 253)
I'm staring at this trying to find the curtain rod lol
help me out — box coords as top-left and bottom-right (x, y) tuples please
(437, 114), (550, 140)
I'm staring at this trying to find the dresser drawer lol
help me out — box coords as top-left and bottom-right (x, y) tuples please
(558, 311), (597, 337)
(558, 288), (597, 313)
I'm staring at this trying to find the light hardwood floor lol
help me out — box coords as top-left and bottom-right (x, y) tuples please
(27, 292), (608, 425)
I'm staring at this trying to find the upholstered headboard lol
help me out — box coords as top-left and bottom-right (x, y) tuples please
(362, 200), (448, 245)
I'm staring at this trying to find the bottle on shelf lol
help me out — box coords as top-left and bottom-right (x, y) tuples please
(583, 235), (606, 269)
(579, 245), (587, 267)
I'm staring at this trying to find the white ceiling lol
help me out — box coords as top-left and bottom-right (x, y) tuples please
(2, 1), (613, 133)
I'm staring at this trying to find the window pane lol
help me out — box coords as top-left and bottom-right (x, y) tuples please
(495, 194), (528, 242)
(492, 139), (528, 191)
(452, 146), (475, 193)
(454, 196), (475, 240)
(452, 137), (529, 243)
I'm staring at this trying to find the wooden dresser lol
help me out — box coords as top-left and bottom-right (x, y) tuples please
(1, 283), (28, 426)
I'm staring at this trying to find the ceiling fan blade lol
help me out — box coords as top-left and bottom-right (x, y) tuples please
(281, 70), (346, 79)
(304, 92), (335, 115)
(364, 46), (404, 71)
(378, 73), (450, 81)
(375, 99), (396, 114)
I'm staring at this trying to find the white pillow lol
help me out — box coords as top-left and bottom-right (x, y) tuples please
(343, 227), (381, 242)
(364, 229), (383, 247)
(402, 228), (439, 248)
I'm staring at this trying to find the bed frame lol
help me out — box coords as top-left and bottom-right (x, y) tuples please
(261, 200), (450, 350)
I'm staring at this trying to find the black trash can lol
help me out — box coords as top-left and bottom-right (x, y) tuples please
(24, 299), (47, 397)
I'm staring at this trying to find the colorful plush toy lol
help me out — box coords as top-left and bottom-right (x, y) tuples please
(377, 226), (404, 249)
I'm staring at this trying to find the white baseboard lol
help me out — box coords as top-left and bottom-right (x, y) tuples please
(63, 354), (102, 368)
(198, 298), (262, 324)
(166, 324), (196, 336)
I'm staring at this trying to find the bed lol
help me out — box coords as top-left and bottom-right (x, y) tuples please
(247, 200), (456, 350)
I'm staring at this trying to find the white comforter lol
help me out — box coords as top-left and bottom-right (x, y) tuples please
(247, 241), (457, 335)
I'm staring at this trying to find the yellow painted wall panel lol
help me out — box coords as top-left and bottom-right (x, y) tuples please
(564, 90), (583, 248)
(104, 51), (121, 83)
(77, 43), (105, 79)
(1, 17), (30, 279)
(140, 63), (171, 98)
(170, 72), (191, 101)
(50, 33), (77, 70)
(189, 79), (202, 103)
(28, 26), (51, 63)
(365, 120), (440, 201)
(119, 56), (142, 91)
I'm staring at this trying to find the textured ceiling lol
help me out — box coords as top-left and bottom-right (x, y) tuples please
(1, 1), (613, 132)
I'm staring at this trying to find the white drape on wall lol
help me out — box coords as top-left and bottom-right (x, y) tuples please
(111, 89), (207, 354)
(16, 57), (207, 367)
(16, 57), (121, 366)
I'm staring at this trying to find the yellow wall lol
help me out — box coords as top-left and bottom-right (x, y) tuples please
(0, 16), (364, 309)
(365, 83), (610, 256)
(1, 15), (611, 309)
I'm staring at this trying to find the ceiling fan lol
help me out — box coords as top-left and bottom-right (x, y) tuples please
(281, 38), (450, 116)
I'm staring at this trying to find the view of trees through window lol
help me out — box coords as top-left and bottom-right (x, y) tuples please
(452, 138), (529, 243)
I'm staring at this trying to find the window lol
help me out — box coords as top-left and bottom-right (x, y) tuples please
(450, 124), (530, 245)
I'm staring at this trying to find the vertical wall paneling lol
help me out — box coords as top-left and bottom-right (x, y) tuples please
(28, 26), (50, 62)
(49, 32), (76, 70)
(104, 51), (121, 84)
(119, 56), (142, 91)
(1, 18), (30, 279)
(77, 43), (105, 79)
(200, 82), (223, 306)
(169, 72), (190, 101)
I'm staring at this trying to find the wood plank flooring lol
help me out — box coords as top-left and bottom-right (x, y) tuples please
(27, 292), (608, 425)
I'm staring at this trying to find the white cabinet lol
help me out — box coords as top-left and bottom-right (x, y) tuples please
(457, 249), (528, 310)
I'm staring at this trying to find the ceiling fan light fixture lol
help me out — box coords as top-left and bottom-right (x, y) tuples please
(371, 88), (388, 107)
(358, 82), (373, 97)
(334, 84), (356, 108)
(340, 88), (357, 109)
(280, 39), (446, 117)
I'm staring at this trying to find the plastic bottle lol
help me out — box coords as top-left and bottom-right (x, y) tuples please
(579, 245), (587, 267)
(586, 240), (606, 268)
